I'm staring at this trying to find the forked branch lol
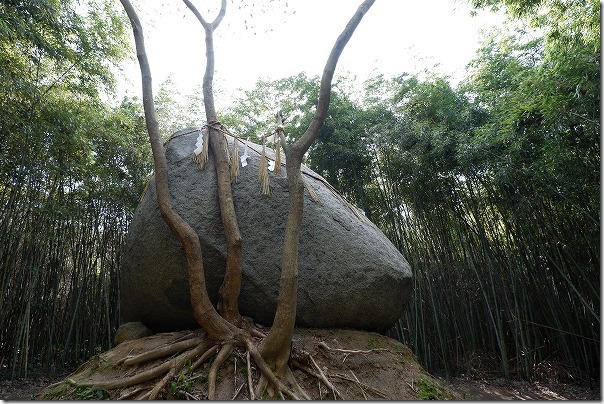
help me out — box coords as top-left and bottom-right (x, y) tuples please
(293, 0), (376, 157)
(181, 0), (246, 328)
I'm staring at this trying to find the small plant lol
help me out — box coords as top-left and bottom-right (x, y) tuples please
(416, 378), (447, 400)
(169, 372), (192, 399)
(367, 335), (381, 350)
(74, 386), (109, 400)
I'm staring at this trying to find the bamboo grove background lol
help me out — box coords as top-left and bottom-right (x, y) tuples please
(0, 0), (152, 377)
(1, 0), (599, 387)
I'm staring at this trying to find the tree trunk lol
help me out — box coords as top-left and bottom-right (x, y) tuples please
(119, 0), (237, 341)
(182, 0), (245, 326)
(260, 0), (376, 371)
(259, 151), (305, 372)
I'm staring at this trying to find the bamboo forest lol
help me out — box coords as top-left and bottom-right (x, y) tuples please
(0, 0), (599, 394)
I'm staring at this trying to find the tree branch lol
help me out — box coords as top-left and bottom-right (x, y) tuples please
(182, 0), (226, 30)
(182, 0), (245, 325)
(293, 0), (375, 157)
(182, 0), (227, 121)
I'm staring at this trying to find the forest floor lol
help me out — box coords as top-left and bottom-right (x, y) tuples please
(0, 371), (599, 400)
(446, 376), (599, 400)
(0, 329), (599, 401)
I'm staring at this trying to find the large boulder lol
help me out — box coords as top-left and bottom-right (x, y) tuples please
(120, 127), (412, 332)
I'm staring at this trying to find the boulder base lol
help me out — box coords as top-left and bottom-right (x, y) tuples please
(120, 127), (412, 332)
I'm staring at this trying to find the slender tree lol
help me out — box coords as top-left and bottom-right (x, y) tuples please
(258, 1), (375, 374)
(182, 0), (249, 331)
(118, 0), (238, 344)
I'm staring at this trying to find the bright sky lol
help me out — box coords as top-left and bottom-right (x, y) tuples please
(117, 1), (506, 104)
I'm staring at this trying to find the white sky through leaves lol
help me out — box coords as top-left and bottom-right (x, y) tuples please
(117, 1), (507, 103)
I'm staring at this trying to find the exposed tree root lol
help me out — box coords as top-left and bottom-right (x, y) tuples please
(292, 355), (345, 400)
(331, 372), (387, 398)
(57, 330), (395, 400)
(148, 366), (176, 399)
(117, 386), (147, 400)
(246, 339), (302, 400)
(232, 382), (245, 399)
(226, 314), (266, 339)
(190, 344), (219, 371)
(208, 342), (234, 398)
(286, 366), (311, 399)
(246, 350), (255, 400)
(62, 335), (297, 399)
(117, 336), (203, 367)
(67, 341), (209, 391)
(318, 341), (389, 354)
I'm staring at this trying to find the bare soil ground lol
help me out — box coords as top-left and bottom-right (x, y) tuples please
(1, 328), (599, 400)
(0, 371), (70, 401)
(1, 372), (599, 400)
(446, 376), (599, 400)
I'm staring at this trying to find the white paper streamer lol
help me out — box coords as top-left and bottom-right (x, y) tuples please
(194, 132), (204, 155)
(240, 139), (250, 167)
(268, 160), (275, 171)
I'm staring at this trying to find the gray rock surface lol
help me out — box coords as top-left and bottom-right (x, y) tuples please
(114, 322), (153, 345)
(120, 127), (412, 332)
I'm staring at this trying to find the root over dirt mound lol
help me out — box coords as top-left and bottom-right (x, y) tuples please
(38, 328), (458, 400)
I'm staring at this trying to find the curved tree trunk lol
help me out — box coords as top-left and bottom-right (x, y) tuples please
(119, 0), (238, 341)
(260, 0), (376, 372)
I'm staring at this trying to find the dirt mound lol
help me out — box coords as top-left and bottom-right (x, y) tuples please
(38, 328), (457, 400)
